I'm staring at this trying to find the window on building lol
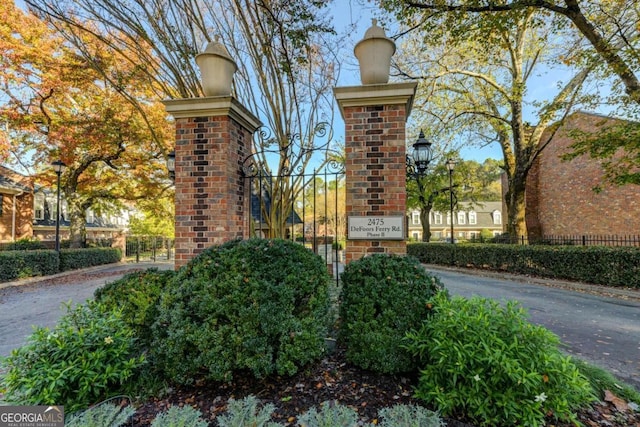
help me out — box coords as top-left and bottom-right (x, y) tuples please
(434, 212), (443, 225)
(446, 211), (451, 225)
(469, 210), (477, 225)
(86, 209), (95, 224)
(34, 193), (45, 220)
(412, 212), (420, 225)
(493, 210), (502, 225)
(457, 211), (466, 225)
(412, 232), (419, 240)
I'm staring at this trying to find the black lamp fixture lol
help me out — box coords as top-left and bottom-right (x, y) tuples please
(445, 158), (456, 244)
(51, 159), (66, 252)
(406, 130), (434, 179)
(167, 150), (175, 181)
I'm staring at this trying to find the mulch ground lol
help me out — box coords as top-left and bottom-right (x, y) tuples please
(130, 346), (640, 427)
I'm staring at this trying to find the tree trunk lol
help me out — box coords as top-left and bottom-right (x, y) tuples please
(66, 194), (87, 248)
(505, 175), (528, 243)
(420, 207), (432, 242)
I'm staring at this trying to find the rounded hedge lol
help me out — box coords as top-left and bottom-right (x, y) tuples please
(150, 238), (331, 384)
(94, 268), (176, 346)
(338, 254), (445, 374)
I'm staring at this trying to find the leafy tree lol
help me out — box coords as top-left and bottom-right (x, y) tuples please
(383, 0), (640, 104)
(387, 5), (592, 239)
(128, 198), (174, 238)
(382, 0), (640, 187)
(0, 3), (173, 247)
(408, 156), (501, 241)
(24, 0), (345, 238)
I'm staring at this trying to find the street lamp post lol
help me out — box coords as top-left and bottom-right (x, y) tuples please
(51, 160), (66, 252)
(167, 150), (176, 181)
(406, 130), (434, 179)
(445, 158), (456, 244)
(406, 130), (434, 241)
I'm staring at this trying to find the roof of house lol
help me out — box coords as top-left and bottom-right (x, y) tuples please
(0, 166), (32, 194)
(249, 176), (303, 225)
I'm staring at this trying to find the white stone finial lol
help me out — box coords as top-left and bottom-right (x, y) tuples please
(195, 37), (237, 96)
(354, 19), (396, 84)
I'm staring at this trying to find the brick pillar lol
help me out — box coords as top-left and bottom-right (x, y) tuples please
(334, 82), (417, 263)
(163, 97), (261, 269)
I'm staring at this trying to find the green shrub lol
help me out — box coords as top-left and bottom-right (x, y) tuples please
(296, 401), (358, 427)
(405, 293), (595, 427)
(59, 248), (121, 271)
(338, 254), (444, 373)
(66, 401), (135, 427)
(151, 238), (331, 384)
(216, 395), (279, 427)
(408, 242), (640, 288)
(0, 237), (47, 251)
(0, 301), (145, 412)
(377, 404), (444, 427)
(94, 268), (175, 346)
(150, 405), (209, 427)
(0, 250), (58, 282)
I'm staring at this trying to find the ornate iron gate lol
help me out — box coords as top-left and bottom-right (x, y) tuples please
(243, 161), (345, 284)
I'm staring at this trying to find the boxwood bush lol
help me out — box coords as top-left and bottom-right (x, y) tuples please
(408, 242), (640, 288)
(339, 254), (444, 374)
(405, 293), (595, 427)
(150, 238), (331, 385)
(0, 250), (58, 282)
(60, 248), (121, 271)
(94, 268), (176, 346)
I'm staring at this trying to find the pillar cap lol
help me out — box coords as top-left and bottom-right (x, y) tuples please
(333, 81), (418, 120)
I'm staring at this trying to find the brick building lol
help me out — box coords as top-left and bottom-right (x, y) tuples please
(0, 165), (128, 245)
(0, 165), (34, 242)
(407, 201), (503, 242)
(525, 111), (639, 241)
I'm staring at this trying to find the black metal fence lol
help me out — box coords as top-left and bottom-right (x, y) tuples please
(530, 234), (640, 247)
(125, 235), (174, 262)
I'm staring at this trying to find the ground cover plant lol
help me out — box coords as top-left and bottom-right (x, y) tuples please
(405, 292), (597, 426)
(0, 301), (144, 412)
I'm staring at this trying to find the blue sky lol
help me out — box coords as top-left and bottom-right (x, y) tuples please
(328, 1), (505, 162)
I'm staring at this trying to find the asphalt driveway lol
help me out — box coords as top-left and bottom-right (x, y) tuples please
(0, 261), (174, 357)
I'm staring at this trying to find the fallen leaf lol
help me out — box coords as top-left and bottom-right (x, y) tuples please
(604, 389), (629, 412)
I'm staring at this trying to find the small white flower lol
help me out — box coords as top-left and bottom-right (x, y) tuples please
(535, 392), (547, 403)
(473, 374), (481, 382)
(104, 336), (114, 344)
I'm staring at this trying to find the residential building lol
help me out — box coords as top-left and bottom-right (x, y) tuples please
(0, 165), (128, 246)
(525, 111), (639, 242)
(407, 201), (504, 242)
(0, 165), (34, 242)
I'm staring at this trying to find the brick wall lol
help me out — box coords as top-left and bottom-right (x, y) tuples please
(0, 166), (34, 242)
(526, 112), (639, 238)
(173, 115), (250, 268)
(343, 103), (408, 262)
